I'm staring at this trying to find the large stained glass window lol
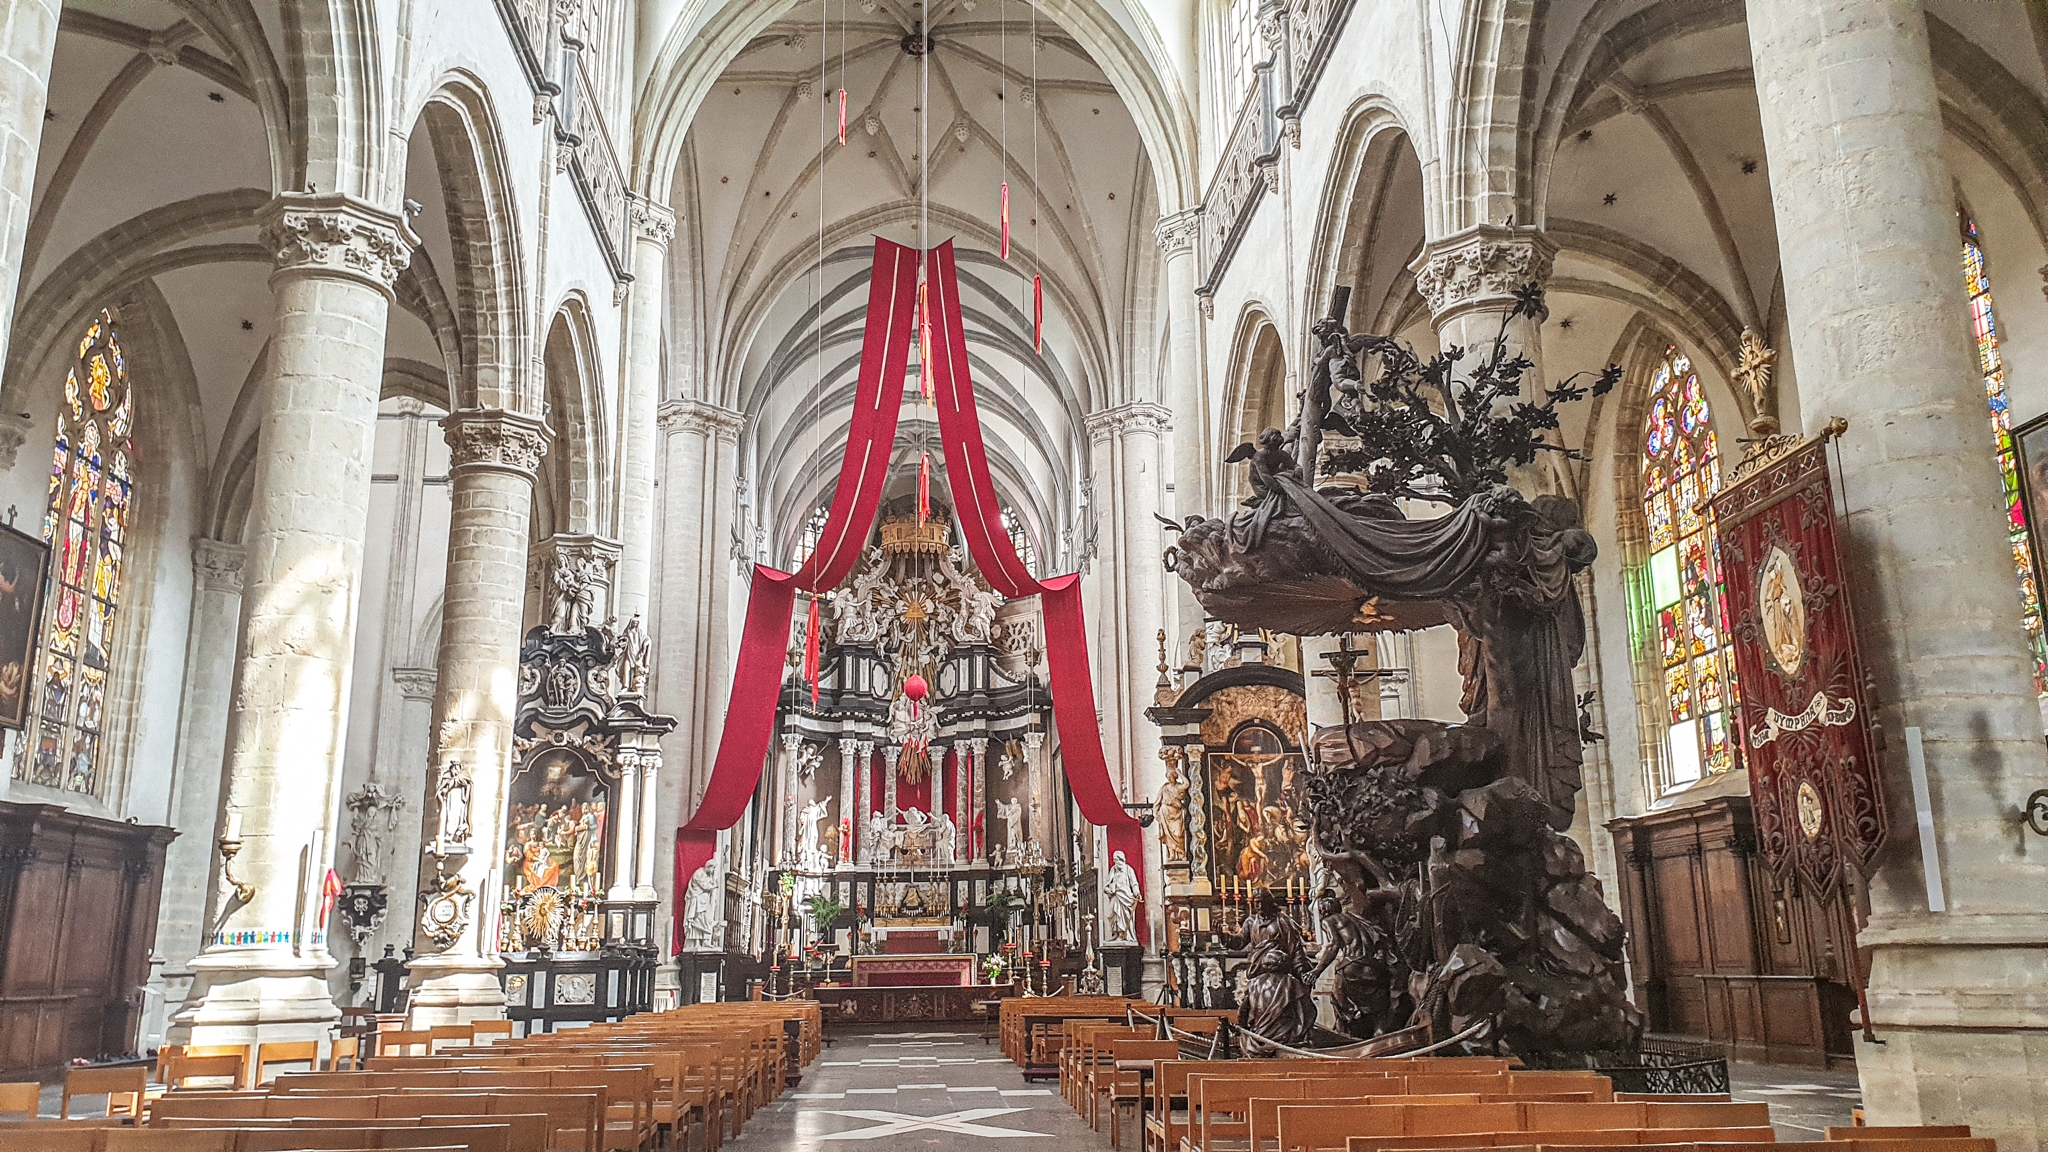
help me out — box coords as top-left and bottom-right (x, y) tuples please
(1640, 347), (1738, 790)
(9, 310), (134, 796)
(1961, 214), (2048, 695)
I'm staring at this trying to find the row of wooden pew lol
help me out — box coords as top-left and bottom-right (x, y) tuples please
(0, 1000), (822, 1152)
(1045, 1009), (1994, 1152)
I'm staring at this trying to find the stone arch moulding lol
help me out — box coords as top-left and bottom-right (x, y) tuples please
(411, 72), (533, 418)
(1217, 302), (1286, 474)
(1299, 100), (1428, 350)
(633, 0), (1198, 216)
(541, 295), (614, 539)
(283, 0), (387, 200)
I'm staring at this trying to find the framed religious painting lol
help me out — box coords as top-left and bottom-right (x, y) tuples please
(0, 522), (51, 729)
(2009, 410), (2048, 599)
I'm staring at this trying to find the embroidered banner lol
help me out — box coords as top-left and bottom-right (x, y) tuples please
(1710, 434), (1885, 895)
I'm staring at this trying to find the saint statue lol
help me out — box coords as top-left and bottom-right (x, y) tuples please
(684, 866), (720, 950)
(1309, 887), (1408, 1038)
(936, 812), (959, 864)
(799, 796), (834, 871)
(434, 760), (472, 850)
(613, 613), (652, 695)
(1237, 888), (1316, 1045)
(995, 797), (1023, 861)
(1102, 850), (1140, 944)
(1156, 757), (1190, 864)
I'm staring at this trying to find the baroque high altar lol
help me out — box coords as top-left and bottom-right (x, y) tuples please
(752, 500), (1069, 947)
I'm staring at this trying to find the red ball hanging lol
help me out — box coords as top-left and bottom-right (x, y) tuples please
(903, 674), (929, 702)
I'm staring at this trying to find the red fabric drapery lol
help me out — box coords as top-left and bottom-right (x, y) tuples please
(673, 237), (1146, 950)
(923, 241), (1147, 935)
(671, 239), (920, 950)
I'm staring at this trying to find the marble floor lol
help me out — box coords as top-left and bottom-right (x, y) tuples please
(737, 1031), (1867, 1152)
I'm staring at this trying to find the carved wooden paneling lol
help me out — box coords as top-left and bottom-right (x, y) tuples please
(0, 802), (175, 1078)
(1608, 796), (1854, 1067)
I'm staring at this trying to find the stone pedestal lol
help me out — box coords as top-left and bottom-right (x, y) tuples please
(175, 194), (411, 1049)
(406, 410), (549, 1025)
(1747, 3), (2048, 1148)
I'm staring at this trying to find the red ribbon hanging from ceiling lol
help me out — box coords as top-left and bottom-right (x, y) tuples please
(923, 240), (1147, 937)
(672, 239), (921, 950)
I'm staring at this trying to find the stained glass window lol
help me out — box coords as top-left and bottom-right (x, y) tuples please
(1961, 214), (2048, 695)
(1640, 347), (1738, 790)
(9, 311), (133, 797)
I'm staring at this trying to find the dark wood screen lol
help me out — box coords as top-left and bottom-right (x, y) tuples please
(1608, 795), (1857, 1067)
(0, 801), (175, 1077)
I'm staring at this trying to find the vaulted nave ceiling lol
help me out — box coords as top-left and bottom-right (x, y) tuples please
(668, 0), (1158, 573)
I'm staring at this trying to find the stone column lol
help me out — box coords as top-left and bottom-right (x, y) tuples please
(930, 744), (945, 827)
(1747, 4), (2048, 1144)
(0, 0), (58, 377)
(953, 744), (968, 861)
(839, 737), (860, 865)
(881, 744), (898, 822)
(1021, 730), (1047, 854)
(615, 199), (675, 623)
(964, 738), (988, 860)
(635, 750), (660, 902)
(175, 195), (410, 1048)
(147, 539), (245, 1045)
(407, 408), (549, 1025)
(780, 734), (803, 865)
(1408, 226), (1568, 497)
(1155, 208), (1208, 637)
(608, 747), (640, 903)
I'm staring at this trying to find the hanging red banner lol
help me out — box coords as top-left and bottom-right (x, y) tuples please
(1709, 428), (1885, 897)
(672, 239), (920, 947)
(924, 240), (1148, 936)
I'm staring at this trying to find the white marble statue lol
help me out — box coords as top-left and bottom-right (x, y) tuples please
(684, 865), (720, 950)
(936, 812), (959, 864)
(1103, 849), (1140, 944)
(998, 745), (1018, 781)
(867, 808), (895, 864)
(995, 796), (1023, 860)
(799, 796), (835, 872)
(1156, 761), (1190, 864)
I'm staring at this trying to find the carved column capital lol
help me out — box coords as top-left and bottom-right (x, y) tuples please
(442, 408), (551, 476)
(192, 537), (246, 593)
(964, 737), (989, 756)
(781, 732), (804, 754)
(1084, 401), (1172, 442)
(630, 197), (678, 247)
(391, 666), (438, 700)
(1020, 731), (1044, 754)
(257, 194), (413, 293)
(1406, 224), (1558, 323)
(658, 397), (746, 442)
(1153, 209), (1202, 259)
(882, 746), (902, 767)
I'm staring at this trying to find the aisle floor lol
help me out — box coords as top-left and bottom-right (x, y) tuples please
(739, 1031), (1865, 1151)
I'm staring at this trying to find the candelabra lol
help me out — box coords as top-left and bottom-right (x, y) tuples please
(217, 811), (257, 903)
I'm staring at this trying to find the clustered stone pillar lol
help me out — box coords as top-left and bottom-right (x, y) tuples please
(148, 539), (245, 1041)
(1408, 225), (1567, 496)
(1154, 208), (1208, 634)
(0, 0), (58, 373)
(176, 194), (410, 1047)
(407, 408), (550, 1025)
(1746, 3), (2048, 1145)
(615, 199), (676, 624)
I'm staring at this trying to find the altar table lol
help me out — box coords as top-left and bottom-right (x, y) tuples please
(849, 953), (976, 987)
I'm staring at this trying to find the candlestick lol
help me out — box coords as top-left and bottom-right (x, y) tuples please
(223, 810), (242, 842)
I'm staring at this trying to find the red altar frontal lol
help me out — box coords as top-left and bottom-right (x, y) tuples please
(850, 953), (976, 987)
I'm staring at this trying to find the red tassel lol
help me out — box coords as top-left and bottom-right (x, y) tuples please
(838, 90), (847, 147)
(1033, 274), (1044, 353)
(919, 452), (931, 523)
(918, 281), (933, 400)
(805, 598), (821, 704)
(1000, 183), (1011, 259)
